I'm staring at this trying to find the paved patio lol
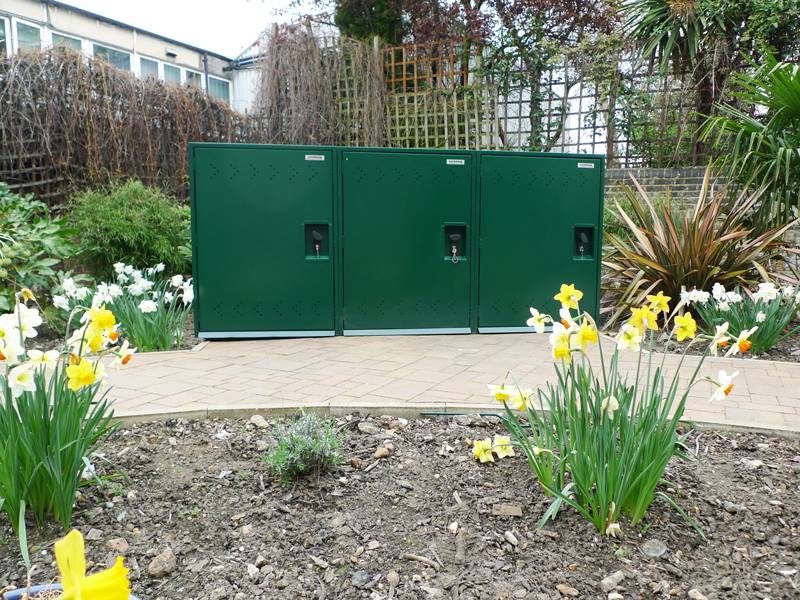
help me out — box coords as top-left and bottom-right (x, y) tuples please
(106, 334), (800, 434)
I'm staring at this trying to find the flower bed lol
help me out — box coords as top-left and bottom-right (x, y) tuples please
(0, 416), (797, 599)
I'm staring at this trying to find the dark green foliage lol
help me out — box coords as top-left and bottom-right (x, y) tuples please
(263, 413), (344, 483)
(0, 183), (75, 310)
(334, 0), (404, 43)
(68, 181), (191, 277)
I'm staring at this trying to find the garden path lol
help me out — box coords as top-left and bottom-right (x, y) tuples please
(105, 334), (800, 434)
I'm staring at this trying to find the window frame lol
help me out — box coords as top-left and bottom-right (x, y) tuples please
(138, 55), (160, 79)
(91, 42), (131, 71)
(185, 68), (204, 89)
(50, 31), (83, 52)
(163, 63), (181, 84)
(207, 75), (231, 104)
(13, 18), (42, 53)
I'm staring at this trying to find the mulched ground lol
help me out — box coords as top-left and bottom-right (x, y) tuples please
(0, 415), (798, 600)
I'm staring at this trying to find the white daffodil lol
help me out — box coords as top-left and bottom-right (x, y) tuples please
(163, 291), (175, 304)
(488, 384), (514, 403)
(718, 301), (730, 312)
(61, 277), (77, 297)
(108, 283), (123, 298)
(112, 340), (137, 368)
(601, 395), (620, 420)
(616, 323), (642, 352)
(710, 370), (739, 402)
(709, 322), (731, 356)
(27, 349), (60, 368)
(725, 327), (758, 357)
(756, 312), (767, 323)
(0, 313), (20, 345)
(0, 339), (23, 364)
(154, 263), (165, 273)
(753, 282), (778, 303)
(526, 308), (551, 333)
(181, 284), (194, 305)
(113, 262), (126, 274)
(170, 274), (184, 288)
(681, 288), (710, 306)
(8, 362), (36, 398)
(53, 294), (70, 311)
(782, 285), (796, 299)
(138, 300), (158, 314)
(712, 282), (726, 300)
(725, 291), (742, 304)
(74, 287), (91, 301)
(13, 304), (43, 339)
(128, 283), (145, 296)
(559, 307), (578, 330)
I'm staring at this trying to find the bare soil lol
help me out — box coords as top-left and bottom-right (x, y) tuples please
(1, 415), (798, 600)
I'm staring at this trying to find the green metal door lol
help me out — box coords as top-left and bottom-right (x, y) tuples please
(478, 154), (603, 331)
(193, 146), (335, 336)
(341, 151), (472, 333)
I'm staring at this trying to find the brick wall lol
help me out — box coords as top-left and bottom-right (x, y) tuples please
(605, 166), (723, 204)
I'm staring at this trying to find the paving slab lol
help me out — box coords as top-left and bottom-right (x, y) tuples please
(105, 334), (800, 434)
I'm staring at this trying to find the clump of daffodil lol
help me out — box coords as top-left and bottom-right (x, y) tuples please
(629, 305), (659, 333)
(55, 529), (131, 600)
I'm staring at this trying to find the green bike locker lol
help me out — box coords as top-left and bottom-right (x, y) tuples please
(190, 143), (604, 338)
(340, 151), (473, 334)
(191, 145), (336, 337)
(477, 153), (604, 331)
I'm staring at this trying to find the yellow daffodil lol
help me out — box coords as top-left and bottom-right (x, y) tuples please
(526, 308), (551, 333)
(601, 395), (619, 420)
(709, 370), (738, 402)
(575, 318), (598, 350)
(548, 322), (572, 362)
(616, 323), (642, 352)
(554, 283), (583, 310)
(88, 306), (117, 332)
(66, 358), (99, 391)
(674, 312), (697, 342)
(19, 287), (36, 302)
(646, 291), (671, 314)
(629, 305), (658, 333)
(488, 384), (513, 403)
(55, 529), (131, 600)
(507, 388), (533, 411)
(725, 327), (758, 357)
(472, 438), (494, 463)
(492, 434), (515, 459)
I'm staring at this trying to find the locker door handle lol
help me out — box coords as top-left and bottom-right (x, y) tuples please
(444, 224), (467, 263)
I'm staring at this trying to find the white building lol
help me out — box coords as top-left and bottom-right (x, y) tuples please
(0, 0), (238, 106)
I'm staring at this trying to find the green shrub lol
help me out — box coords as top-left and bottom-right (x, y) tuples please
(0, 183), (75, 310)
(264, 413), (344, 483)
(68, 181), (190, 277)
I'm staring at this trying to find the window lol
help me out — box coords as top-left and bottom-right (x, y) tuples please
(164, 64), (180, 83)
(92, 43), (130, 71)
(52, 33), (81, 51)
(185, 70), (202, 87)
(140, 57), (159, 78)
(0, 20), (7, 56)
(208, 77), (230, 103)
(16, 22), (41, 52)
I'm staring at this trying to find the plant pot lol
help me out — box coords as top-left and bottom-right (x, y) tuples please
(2, 584), (139, 599)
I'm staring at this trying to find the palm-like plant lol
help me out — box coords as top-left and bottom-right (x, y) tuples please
(603, 166), (797, 325)
(701, 56), (800, 227)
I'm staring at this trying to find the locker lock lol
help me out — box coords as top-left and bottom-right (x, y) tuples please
(305, 224), (329, 259)
(311, 229), (323, 258)
(449, 233), (462, 264)
(573, 226), (594, 259)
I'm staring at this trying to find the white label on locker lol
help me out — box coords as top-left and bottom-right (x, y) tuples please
(305, 154), (326, 161)
(577, 162), (595, 169)
(447, 159), (465, 165)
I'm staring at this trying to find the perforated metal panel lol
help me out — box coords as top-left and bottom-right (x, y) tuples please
(341, 151), (472, 332)
(193, 146), (335, 335)
(478, 154), (603, 329)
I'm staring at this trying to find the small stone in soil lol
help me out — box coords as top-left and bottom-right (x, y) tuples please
(351, 570), (370, 588)
(358, 421), (381, 435)
(492, 503), (523, 517)
(374, 446), (391, 459)
(147, 547), (177, 577)
(600, 570), (625, 592)
(641, 538), (668, 559)
(687, 589), (707, 600)
(248, 414), (269, 429)
(556, 583), (579, 597)
(608, 594), (624, 600)
(85, 528), (102, 541)
(105, 537), (129, 553)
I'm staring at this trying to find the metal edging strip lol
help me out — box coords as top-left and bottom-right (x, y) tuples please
(199, 331), (335, 339)
(343, 328), (471, 337)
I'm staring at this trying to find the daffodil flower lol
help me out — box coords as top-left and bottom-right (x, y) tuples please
(646, 291), (671, 314)
(709, 370), (738, 402)
(55, 529), (131, 600)
(532, 446), (552, 457)
(629, 305), (658, 333)
(507, 388), (533, 411)
(673, 312), (697, 341)
(601, 395), (619, 420)
(616, 323), (642, 352)
(725, 327), (758, 357)
(554, 283), (583, 310)
(488, 384), (514, 403)
(8, 362), (36, 398)
(66, 358), (100, 391)
(492, 434), (515, 459)
(559, 307), (577, 329)
(575, 318), (598, 350)
(112, 340), (137, 368)
(549, 322), (573, 362)
(28, 349), (60, 368)
(756, 312), (766, 323)
(709, 322), (730, 356)
(526, 308), (551, 333)
(605, 522), (622, 538)
(472, 438), (495, 463)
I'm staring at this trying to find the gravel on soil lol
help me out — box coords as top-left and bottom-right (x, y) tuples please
(0, 415), (798, 599)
